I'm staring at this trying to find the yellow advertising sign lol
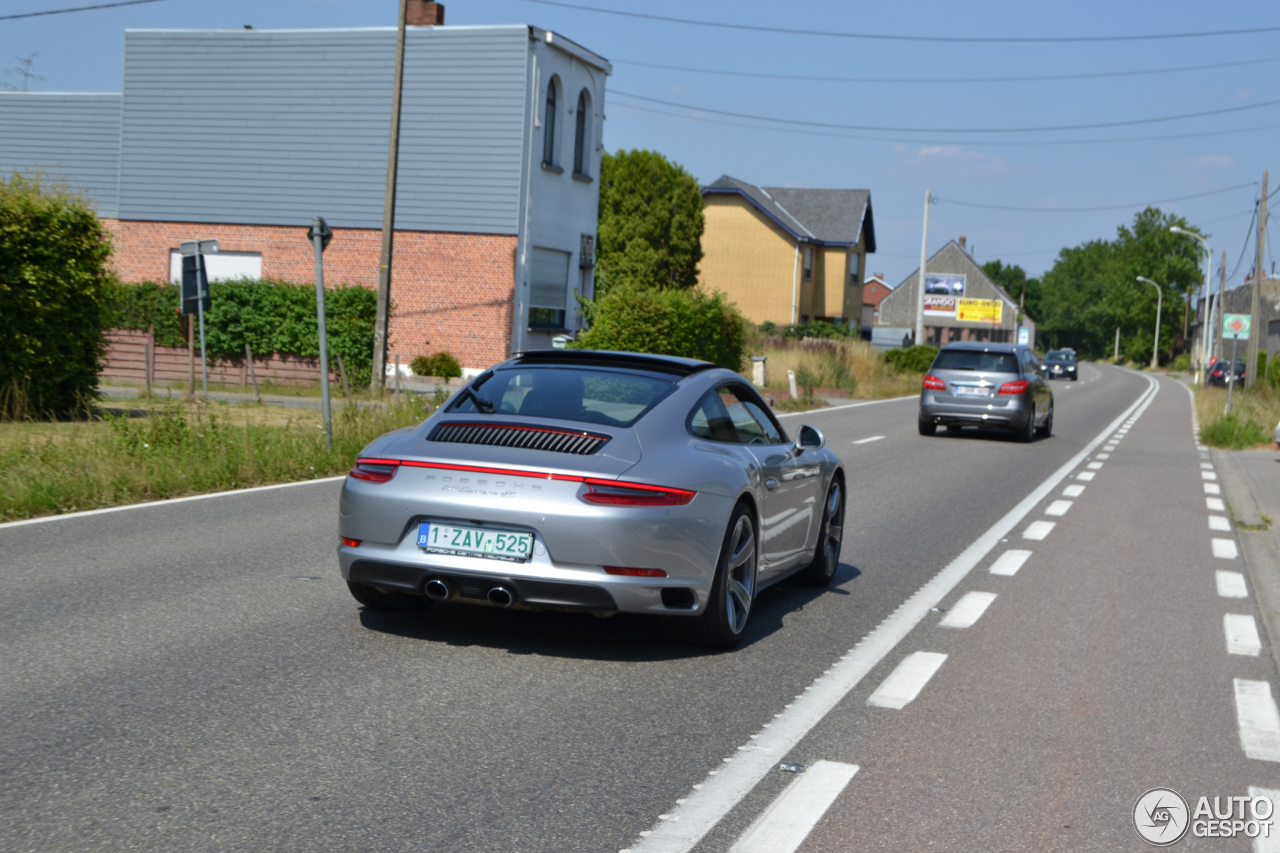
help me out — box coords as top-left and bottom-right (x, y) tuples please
(956, 298), (1003, 324)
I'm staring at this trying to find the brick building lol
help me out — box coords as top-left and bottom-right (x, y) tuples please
(0, 4), (610, 373)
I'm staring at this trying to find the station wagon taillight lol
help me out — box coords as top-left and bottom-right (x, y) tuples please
(998, 380), (1030, 395)
(922, 374), (946, 391)
(348, 459), (400, 482)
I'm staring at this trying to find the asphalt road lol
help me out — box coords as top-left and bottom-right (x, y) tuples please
(4, 364), (1265, 852)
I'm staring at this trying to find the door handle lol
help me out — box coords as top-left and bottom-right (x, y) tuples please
(765, 477), (780, 491)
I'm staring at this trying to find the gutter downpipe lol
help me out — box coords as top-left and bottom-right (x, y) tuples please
(790, 241), (801, 325)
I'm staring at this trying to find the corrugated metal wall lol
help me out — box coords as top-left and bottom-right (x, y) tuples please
(118, 26), (530, 234)
(0, 92), (122, 218)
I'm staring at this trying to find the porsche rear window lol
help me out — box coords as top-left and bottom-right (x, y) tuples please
(931, 351), (1020, 372)
(450, 367), (675, 428)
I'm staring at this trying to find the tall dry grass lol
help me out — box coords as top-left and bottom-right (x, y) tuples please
(1196, 384), (1280, 449)
(746, 336), (921, 400)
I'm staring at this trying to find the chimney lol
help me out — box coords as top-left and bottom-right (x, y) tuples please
(407, 1), (445, 26)
(873, 273), (884, 281)
(958, 236), (967, 251)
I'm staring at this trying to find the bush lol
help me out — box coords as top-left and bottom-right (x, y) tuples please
(410, 352), (462, 379)
(773, 320), (858, 341)
(572, 284), (746, 370)
(102, 278), (378, 386)
(883, 345), (938, 374)
(1171, 353), (1191, 371)
(0, 173), (113, 417)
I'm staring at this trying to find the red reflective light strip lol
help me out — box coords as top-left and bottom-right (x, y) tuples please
(998, 380), (1029, 395)
(922, 374), (946, 391)
(604, 566), (668, 578)
(340, 537), (362, 548)
(354, 458), (695, 502)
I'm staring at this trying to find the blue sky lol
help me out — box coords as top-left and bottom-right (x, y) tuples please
(2, 0), (1276, 292)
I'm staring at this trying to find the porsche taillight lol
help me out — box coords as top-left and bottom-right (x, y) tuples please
(581, 480), (696, 506)
(348, 459), (400, 482)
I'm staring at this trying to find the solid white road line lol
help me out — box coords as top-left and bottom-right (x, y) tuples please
(1023, 520), (1056, 540)
(1045, 500), (1073, 517)
(1063, 484), (1085, 497)
(1076, 472), (1097, 481)
(868, 652), (949, 709)
(853, 435), (885, 445)
(1227, 614), (1263, 656)
(1203, 471), (1219, 481)
(989, 549), (1033, 576)
(1214, 539), (1240, 559)
(1206, 483), (1223, 495)
(1218, 571), (1249, 598)
(1248, 786), (1280, 853)
(1086, 461), (1104, 470)
(627, 371), (1160, 853)
(774, 395), (916, 419)
(1234, 679), (1280, 762)
(1210, 515), (1233, 531)
(727, 761), (859, 853)
(939, 592), (997, 629)
(1208, 497), (1227, 511)
(0, 475), (346, 531)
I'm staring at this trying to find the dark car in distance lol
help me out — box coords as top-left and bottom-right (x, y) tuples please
(918, 343), (1053, 442)
(1207, 360), (1246, 388)
(1044, 349), (1078, 381)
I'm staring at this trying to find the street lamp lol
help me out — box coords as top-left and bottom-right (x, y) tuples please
(1136, 276), (1164, 370)
(1170, 226), (1212, 382)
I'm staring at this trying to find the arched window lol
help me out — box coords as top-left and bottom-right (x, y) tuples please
(573, 90), (589, 175)
(542, 79), (558, 166)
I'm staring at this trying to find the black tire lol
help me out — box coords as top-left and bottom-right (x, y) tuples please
(347, 580), (429, 612)
(1035, 405), (1054, 438)
(664, 502), (758, 649)
(796, 478), (843, 587)
(918, 419), (937, 436)
(1071, 375), (1078, 381)
(1017, 405), (1035, 443)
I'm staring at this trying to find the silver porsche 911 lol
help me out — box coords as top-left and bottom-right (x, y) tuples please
(338, 349), (845, 647)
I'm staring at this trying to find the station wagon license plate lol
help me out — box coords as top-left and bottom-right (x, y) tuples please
(417, 522), (534, 562)
(954, 385), (991, 397)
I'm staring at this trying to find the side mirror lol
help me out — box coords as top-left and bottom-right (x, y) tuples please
(797, 424), (825, 450)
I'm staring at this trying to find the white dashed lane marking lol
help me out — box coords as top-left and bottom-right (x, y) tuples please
(1095, 453), (1110, 460)
(938, 592), (997, 629)
(989, 550), (1032, 576)
(1234, 679), (1280, 762)
(868, 652), (948, 710)
(1077, 472), (1096, 481)
(1217, 571), (1249, 598)
(1086, 461), (1104, 470)
(1226, 614), (1263, 656)
(853, 436), (885, 445)
(1208, 497), (1226, 511)
(1023, 521), (1056, 540)
(1206, 483), (1222, 495)
(1210, 516), (1233, 532)
(1201, 462), (1215, 470)
(728, 761), (859, 853)
(1045, 500), (1072, 517)
(1063, 484), (1085, 498)
(1214, 539), (1241, 559)
(1203, 471), (1219, 481)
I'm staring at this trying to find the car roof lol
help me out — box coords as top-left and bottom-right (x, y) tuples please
(506, 349), (717, 377)
(938, 342), (1022, 354)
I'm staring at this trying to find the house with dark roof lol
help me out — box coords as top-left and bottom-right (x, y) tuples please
(698, 175), (875, 327)
(862, 273), (892, 325)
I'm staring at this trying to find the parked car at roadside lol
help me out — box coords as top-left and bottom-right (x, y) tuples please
(1044, 349), (1078, 381)
(918, 342), (1054, 442)
(1207, 360), (1246, 388)
(338, 349), (846, 648)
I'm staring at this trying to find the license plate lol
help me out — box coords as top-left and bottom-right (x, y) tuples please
(954, 385), (991, 397)
(417, 522), (534, 562)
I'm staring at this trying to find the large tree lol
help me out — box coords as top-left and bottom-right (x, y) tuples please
(595, 149), (704, 296)
(981, 259), (1042, 325)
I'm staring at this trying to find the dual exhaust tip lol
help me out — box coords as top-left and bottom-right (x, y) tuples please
(423, 578), (515, 609)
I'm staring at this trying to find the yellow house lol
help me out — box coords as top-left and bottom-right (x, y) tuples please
(698, 175), (876, 327)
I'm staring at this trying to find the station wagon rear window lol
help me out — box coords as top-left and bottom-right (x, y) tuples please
(931, 351), (1020, 372)
(450, 367), (676, 428)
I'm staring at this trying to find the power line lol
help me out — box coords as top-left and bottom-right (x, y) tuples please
(1226, 203), (1259, 285)
(937, 184), (1257, 213)
(610, 89), (1280, 135)
(0, 0), (168, 21)
(608, 98), (1280, 147)
(521, 0), (1280, 44)
(612, 54), (1280, 85)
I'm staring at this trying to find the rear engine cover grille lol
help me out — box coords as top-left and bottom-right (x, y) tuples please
(428, 422), (609, 455)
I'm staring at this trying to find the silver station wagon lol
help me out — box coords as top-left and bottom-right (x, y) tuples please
(338, 350), (846, 647)
(917, 342), (1053, 442)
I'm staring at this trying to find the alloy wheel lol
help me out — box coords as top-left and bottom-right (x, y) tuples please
(725, 515), (756, 634)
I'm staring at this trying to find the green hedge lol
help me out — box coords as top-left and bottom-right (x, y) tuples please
(0, 174), (112, 417)
(103, 279), (378, 385)
(572, 284), (746, 370)
(884, 345), (938, 374)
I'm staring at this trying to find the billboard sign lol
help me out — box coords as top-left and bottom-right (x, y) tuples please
(957, 298), (1003, 324)
(924, 273), (965, 297)
(923, 295), (958, 317)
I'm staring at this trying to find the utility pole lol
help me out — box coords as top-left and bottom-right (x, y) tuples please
(1114, 327), (1120, 362)
(1217, 249), (1227, 362)
(371, 0), (409, 392)
(1247, 170), (1268, 387)
(310, 217), (334, 452)
(915, 189), (931, 347)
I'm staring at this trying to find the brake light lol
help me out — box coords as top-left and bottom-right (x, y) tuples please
(922, 374), (946, 391)
(581, 480), (696, 506)
(340, 537), (361, 548)
(998, 380), (1029, 395)
(605, 566), (668, 577)
(349, 459), (400, 482)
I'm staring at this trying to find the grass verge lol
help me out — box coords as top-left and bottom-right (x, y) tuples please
(0, 395), (438, 522)
(747, 336), (923, 401)
(1195, 385), (1280, 450)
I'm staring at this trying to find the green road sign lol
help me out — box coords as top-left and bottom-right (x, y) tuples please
(1223, 314), (1252, 339)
